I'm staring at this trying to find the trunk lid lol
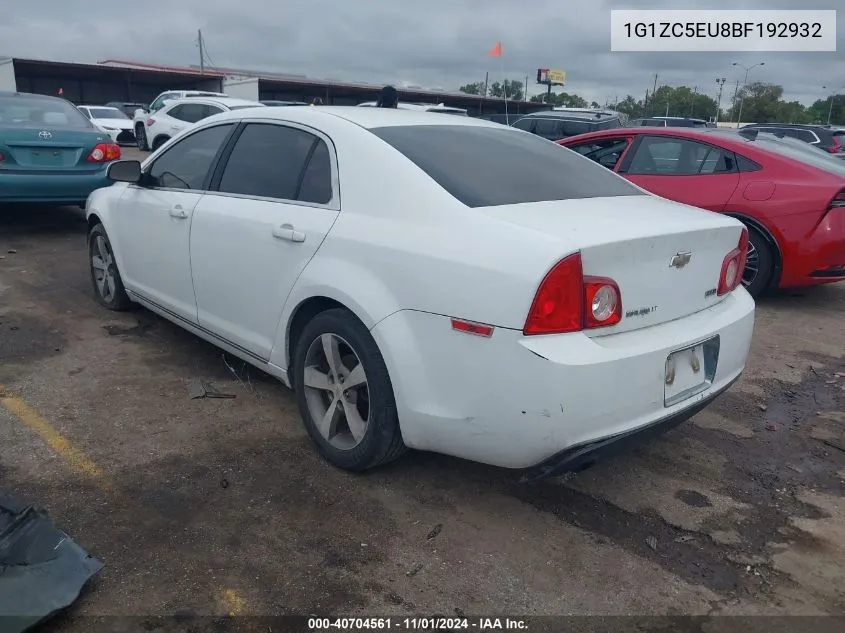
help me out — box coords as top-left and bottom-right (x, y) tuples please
(479, 195), (746, 335)
(0, 125), (109, 170)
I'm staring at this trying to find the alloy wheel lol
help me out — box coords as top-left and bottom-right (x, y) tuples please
(91, 235), (116, 303)
(302, 333), (370, 450)
(742, 240), (759, 288)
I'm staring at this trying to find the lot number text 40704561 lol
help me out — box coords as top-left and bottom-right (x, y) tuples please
(307, 617), (529, 630)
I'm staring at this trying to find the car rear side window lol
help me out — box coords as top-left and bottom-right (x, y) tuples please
(148, 124), (234, 190)
(168, 103), (208, 123)
(532, 118), (563, 138)
(559, 120), (592, 136)
(370, 124), (644, 208)
(511, 118), (534, 131)
(217, 123), (332, 203)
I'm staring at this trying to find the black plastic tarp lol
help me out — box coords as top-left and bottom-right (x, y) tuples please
(0, 493), (102, 633)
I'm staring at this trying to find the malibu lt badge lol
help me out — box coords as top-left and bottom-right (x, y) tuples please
(670, 251), (692, 269)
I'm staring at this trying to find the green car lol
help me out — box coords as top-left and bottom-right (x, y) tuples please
(0, 91), (121, 206)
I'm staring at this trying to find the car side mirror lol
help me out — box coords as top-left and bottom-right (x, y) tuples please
(107, 160), (142, 184)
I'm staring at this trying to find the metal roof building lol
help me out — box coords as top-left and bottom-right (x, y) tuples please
(0, 56), (547, 117)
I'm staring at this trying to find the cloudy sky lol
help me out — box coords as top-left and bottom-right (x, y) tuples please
(2, 0), (842, 106)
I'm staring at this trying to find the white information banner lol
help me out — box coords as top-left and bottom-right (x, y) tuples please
(610, 10), (836, 52)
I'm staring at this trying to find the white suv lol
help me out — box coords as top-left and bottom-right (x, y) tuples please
(133, 90), (228, 150)
(140, 97), (264, 151)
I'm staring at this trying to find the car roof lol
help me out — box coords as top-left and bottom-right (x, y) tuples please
(743, 122), (826, 130)
(166, 96), (264, 108)
(519, 110), (619, 120)
(204, 105), (503, 130)
(560, 126), (754, 145)
(0, 90), (69, 103)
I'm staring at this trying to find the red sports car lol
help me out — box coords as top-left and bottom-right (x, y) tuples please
(558, 127), (845, 297)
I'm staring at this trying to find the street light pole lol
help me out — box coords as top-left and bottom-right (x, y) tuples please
(715, 77), (726, 123)
(821, 85), (842, 126)
(732, 61), (765, 124)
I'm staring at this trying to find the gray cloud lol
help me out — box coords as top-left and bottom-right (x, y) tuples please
(1, 0), (842, 105)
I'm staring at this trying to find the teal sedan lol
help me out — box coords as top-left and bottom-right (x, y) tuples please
(0, 91), (121, 206)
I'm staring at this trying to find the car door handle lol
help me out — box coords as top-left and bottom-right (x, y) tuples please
(272, 224), (305, 243)
(169, 206), (188, 219)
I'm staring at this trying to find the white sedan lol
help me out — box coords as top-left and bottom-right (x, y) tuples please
(85, 107), (755, 479)
(77, 105), (136, 145)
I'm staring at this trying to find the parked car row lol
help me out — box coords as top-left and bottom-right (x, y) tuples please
(1, 88), (837, 481)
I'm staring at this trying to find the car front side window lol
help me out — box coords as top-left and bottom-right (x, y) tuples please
(146, 124), (234, 190)
(626, 136), (735, 176)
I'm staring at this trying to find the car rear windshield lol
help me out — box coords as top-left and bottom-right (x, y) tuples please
(0, 95), (92, 128)
(88, 107), (129, 119)
(370, 124), (644, 208)
(754, 138), (845, 176)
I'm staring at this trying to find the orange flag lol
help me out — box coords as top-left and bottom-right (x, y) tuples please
(487, 41), (502, 57)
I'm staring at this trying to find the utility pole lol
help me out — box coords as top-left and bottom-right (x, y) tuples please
(483, 71), (489, 99)
(731, 80), (740, 123)
(690, 85), (698, 117)
(715, 77), (726, 123)
(651, 73), (659, 115)
(524, 75), (528, 103)
(198, 29), (205, 74)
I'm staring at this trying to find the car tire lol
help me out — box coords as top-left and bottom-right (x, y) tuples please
(88, 223), (132, 311)
(135, 125), (148, 151)
(151, 136), (169, 151)
(742, 225), (775, 298)
(293, 308), (406, 472)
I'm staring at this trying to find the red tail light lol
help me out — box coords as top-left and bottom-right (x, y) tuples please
(145, 118), (156, 127)
(717, 228), (749, 296)
(87, 143), (121, 163)
(827, 137), (842, 153)
(0, 151), (4, 162)
(523, 253), (622, 335)
(829, 190), (845, 209)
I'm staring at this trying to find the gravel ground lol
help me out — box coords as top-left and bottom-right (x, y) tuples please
(1, 164), (843, 626)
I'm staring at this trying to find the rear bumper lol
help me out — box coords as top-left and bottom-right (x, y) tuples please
(780, 208), (845, 287)
(371, 289), (755, 470)
(520, 375), (739, 481)
(0, 169), (112, 204)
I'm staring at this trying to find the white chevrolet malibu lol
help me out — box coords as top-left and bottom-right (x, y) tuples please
(85, 106), (755, 480)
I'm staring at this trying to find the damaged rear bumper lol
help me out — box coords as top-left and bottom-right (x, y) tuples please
(520, 376), (739, 482)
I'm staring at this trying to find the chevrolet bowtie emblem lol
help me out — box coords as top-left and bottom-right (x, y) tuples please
(670, 251), (692, 269)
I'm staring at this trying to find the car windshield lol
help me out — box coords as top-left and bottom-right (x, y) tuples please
(371, 124), (644, 208)
(0, 94), (93, 128)
(754, 137), (845, 176)
(87, 107), (129, 120)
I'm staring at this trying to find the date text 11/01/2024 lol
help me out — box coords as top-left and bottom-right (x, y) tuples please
(307, 617), (528, 630)
(623, 21), (822, 39)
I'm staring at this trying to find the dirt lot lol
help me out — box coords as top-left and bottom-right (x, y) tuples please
(1, 153), (844, 627)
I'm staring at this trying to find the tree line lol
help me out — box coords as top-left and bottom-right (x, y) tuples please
(458, 79), (845, 125)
